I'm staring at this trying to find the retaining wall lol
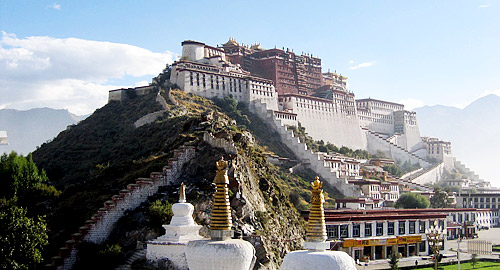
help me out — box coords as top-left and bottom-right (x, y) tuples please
(46, 145), (196, 270)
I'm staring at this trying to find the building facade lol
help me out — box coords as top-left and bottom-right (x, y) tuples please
(313, 209), (448, 261)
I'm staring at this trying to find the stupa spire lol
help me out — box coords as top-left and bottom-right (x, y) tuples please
(179, 182), (186, 203)
(306, 176), (327, 242)
(209, 157), (233, 240)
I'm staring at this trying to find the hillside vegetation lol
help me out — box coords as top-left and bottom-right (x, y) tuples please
(31, 88), (337, 269)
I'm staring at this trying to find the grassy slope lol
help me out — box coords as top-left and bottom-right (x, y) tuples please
(32, 89), (320, 267)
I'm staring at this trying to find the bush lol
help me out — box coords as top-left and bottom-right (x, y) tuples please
(395, 193), (430, 209)
(148, 200), (173, 227)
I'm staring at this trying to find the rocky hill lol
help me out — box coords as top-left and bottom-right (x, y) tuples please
(31, 88), (335, 269)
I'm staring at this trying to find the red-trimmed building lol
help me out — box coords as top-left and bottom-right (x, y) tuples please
(301, 208), (496, 262)
(221, 38), (323, 96)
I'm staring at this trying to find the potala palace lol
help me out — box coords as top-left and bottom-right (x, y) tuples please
(109, 38), (495, 202)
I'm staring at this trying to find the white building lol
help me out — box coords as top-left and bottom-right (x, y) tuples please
(320, 209), (448, 261)
(170, 40), (279, 111)
(0, 131), (7, 145)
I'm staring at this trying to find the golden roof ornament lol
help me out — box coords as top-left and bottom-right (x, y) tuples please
(179, 182), (186, 203)
(306, 176), (327, 242)
(209, 157), (233, 240)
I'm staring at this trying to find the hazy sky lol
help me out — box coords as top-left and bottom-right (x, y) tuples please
(1, 1), (499, 184)
(1, 0), (499, 115)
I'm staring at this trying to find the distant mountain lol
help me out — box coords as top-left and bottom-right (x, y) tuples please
(0, 108), (87, 155)
(414, 94), (500, 185)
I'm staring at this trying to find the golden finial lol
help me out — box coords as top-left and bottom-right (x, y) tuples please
(306, 176), (327, 242)
(179, 182), (186, 203)
(210, 157), (233, 240)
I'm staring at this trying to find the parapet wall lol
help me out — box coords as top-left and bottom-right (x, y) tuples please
(250, 100), (362, 198)
(407, 162), (445, 185)
(365, 128), (431, 169)
(203, 132), (237, 154)
(46, 145), (196, 270)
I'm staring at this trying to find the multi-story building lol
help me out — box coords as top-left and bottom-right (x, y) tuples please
(322, 154), (360, 178)
(458, 193), (500, 210)
(335, 198), (383, 210)
(221, 38), (323, 95)
(322, 71), (347, 92)
(422, 137), (452, 163)
(310, 209), (448, 261)
(169, 40), (278, 111)
(356, 98), (404, 136)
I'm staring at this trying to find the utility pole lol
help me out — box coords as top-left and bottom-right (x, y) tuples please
(457, 237), (462, 270)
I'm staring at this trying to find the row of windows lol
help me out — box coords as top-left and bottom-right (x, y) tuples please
(327, 220), (443, 239)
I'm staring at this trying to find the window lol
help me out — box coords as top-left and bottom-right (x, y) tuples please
(340, 225), (349, 238)
(409, 221), (416, 234)
(365, 223), (372, 237)
(419, 241), (426, 252)
(399, 221), (406, 235)
(353, 224), (360, 237)
(419, 221), (426, 233)
(327, 225), (338, 239)
(376, 223), (384, 236)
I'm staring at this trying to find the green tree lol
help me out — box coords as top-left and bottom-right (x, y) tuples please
(383, 164), (404, 178)
(471, 253), (478, 269)
(0, 202), (48, 270)
(389, 250), (399, 270)
(395, 193), (430, 209)
(430, 187), (452, 208)
(0, 152), (48, 199)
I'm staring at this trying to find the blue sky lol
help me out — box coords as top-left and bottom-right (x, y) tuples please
(1, 0), (499, 113)
(1, 1), (499, 183)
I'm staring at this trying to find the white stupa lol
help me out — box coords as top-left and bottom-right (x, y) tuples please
(185, 157), (255, 270)
(146, 183), (203, 269)
(281, 177), (356, 270)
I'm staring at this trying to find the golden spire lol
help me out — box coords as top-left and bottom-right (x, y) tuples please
(179, 182), (186, 203)
(210, 157), (233, 233)
(306, 176), (327, 242)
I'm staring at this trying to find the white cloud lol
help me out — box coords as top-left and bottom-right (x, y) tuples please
(51, 3), (61, 10)
(349, 60), (354, 64)
(134, 80), (150, 87)
(479, 4), (489, 8)
(399, 98), (425, 110)
(0, 32), (174, 115)
(349, 61), (376, 70)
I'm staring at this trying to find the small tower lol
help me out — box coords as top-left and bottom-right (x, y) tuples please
(185, 157), (255, 270)
(282, 177), (356, 270)
(146, 183), (203, 269)
(209, 157), (233, 239)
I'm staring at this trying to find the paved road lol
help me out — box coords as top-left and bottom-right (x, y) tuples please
(355, 228), (500, 269)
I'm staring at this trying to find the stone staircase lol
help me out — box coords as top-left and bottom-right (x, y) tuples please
(249, 100), (363, 198)
(115, 249), (147, 270)
(363, 128), (431, 169)
(45, 145), (196, 270)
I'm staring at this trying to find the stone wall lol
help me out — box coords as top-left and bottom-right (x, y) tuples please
(203, 132), (237, 154)
(364, 128), (431, 169)
(46, 145), (196, 270)
(408, 161), (445, 185)
(249, 100), (362, 198)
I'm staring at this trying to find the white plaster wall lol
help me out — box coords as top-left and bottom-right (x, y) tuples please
(411, 162), (445, 185)
(147, 244), (188, 270)
(182, 44), (205, 61)
(282, 96), (367, 150)
(365, 130), (431, 169)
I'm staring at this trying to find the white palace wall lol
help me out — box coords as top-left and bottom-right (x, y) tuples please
(281, 95), (367, 150)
